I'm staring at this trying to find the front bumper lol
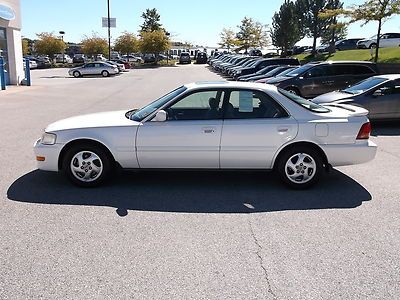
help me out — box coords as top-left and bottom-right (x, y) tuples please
(321, 140), (377, 167)
(33, 139), (64, 172)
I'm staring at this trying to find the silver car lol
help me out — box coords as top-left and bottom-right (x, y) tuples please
(68, 62), (119, 78)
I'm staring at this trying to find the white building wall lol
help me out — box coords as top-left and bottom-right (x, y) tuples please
(6, 27), (22, 84)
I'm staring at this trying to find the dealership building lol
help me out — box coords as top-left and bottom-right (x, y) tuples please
(0, 0), (23, 85)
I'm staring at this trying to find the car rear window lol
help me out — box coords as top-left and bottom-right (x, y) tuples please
(278, 88), (330, 113)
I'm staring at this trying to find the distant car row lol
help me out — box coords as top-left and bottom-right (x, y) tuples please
(178, 51), (208, 64)
(209, 53), (400, 120)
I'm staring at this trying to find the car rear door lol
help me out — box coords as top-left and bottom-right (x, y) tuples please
(136, 89), (224, 168)
(219, 89), (297, 169)
(300, 65), (336, 97)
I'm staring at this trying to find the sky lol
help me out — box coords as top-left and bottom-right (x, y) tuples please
(20, 0), (400, 47)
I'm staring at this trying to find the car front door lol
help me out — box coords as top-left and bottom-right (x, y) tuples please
(136, 89), (224, 168)
(220, 89), (298, 169)
(81, 63), (94, 75)
(366, 79), (400, 120)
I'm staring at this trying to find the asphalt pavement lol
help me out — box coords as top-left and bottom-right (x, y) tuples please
(0, 64), (399, 299)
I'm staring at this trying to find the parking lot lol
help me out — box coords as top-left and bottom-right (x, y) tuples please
(0, 64), (400, 299)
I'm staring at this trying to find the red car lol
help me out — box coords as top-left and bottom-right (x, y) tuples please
(112, 59), (131, 69)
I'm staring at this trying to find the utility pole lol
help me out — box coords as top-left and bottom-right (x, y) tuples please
(107, 0), (111, 60)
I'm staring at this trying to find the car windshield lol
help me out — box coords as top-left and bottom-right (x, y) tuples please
(285, 64), (313, 77)
(278, 67), (297, 77)
(130, 86), (187, 121)
(342, 77), (388, 94)
(278, 88), (330, 113)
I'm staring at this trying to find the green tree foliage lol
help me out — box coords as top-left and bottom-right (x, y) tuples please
(139, 30), (170, 61)
(270, 0), (302, 56)
(81, 33), (108, 58)
(22, 38), (30, 56)
(319, 0), (348, 52)
(296, 0), (332, 54)
(236, 17), (269, 53)
(348, 0), (400, 62)
(34, 32), (66, 59)
(114, 32), (139, 56)
(218, 28), (238, 51)
(140, 8), (163, 32)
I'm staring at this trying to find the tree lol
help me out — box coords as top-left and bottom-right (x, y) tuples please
(140, 8), (163, 32)
(296, 0), (331, 55)
(114, 32), (139, 56)
(319, 0), (348, 53)
(34, 32), (66, 59)
(270, 0), (303, 56)
(236, 17), (269, 53)
(218, 28), (238, 51)
(22, 38), (30, 56)
(139, 30), (170, 62)
(81, 33), (108, 58)
(348, 0), (400, 62)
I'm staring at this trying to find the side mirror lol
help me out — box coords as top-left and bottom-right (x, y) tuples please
(153, 110), (167, 122)
(372, 89), (383, 97)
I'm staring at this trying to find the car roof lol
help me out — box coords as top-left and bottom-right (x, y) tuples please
(311, 60), (376, 65)
(184, 81), (279, 92)
(372, 74), (400, 80)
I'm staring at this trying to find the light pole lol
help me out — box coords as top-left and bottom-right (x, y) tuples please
(59, 31), (65, 63)
(107, 0), (111, 60)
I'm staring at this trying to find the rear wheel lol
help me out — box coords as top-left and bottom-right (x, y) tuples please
(62, 144), (112, 187)
(277, 146), (323, 189)
(102, 70), (109, 77)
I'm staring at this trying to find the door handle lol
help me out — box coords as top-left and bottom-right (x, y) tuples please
(202, 127), (216, 134)
(322, 80), (334, 84)
(277, 127), (289, 133)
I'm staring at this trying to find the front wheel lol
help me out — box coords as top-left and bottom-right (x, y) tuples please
(277, 147), (323, 189)
(369, 43), (377, 49)
(73, 71), (81, 78)
(62, 144), (112, 187)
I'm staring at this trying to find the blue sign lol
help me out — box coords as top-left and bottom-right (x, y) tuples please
(0, 4), (16, 21)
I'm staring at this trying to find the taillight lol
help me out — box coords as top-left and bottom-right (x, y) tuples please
(357, 122), (371, 139)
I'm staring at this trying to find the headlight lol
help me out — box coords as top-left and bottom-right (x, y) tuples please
(41, 132), (57, 145)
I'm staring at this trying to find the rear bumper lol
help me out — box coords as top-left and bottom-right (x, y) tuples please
(321, 140), (377, 167)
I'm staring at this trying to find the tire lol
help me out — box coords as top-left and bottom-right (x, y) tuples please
(276, 146), (323, 189)
(285, 87), (300, 96)
(73, 71), (81, 78)
(369, 43), (377, 49)
(102, 70), (109, 77)
(62, 144), (112, 187)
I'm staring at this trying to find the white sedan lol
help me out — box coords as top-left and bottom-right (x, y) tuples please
(34, 82), (377, 189)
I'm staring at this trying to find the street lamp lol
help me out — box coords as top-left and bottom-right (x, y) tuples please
(59, 31), (65, 63)
(107, 0), (111, 60)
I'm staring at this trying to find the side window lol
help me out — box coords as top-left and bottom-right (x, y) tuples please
(306, 66), (332, 78)
(225, 90), (288, 119)
(167, 90), (224, 120)
(351, 65), (375, 75)
(332, 65), (352, 76)
(379, 80), (400, 95)
(86, 63), (94, 68)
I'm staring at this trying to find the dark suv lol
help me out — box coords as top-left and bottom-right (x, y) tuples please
(267, 61), (378, 98)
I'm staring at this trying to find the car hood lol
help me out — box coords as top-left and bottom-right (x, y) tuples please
(46, 110), (139, 132)
(313, 91), (353, 103)
(267, 76), (291, 84)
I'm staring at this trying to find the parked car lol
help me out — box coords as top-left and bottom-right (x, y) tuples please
(268, 61), (378, 98)
(34, 81), (376, 189)
(237, 65), (280, 81)
(122, 55), (143, 63)
(23, 58), (38, 69)
(313, 74), (400, 120)
(68, 62), (119, 78)
(253, 66), (299, 83)
(232, 58), (300, 80)
(335, 38), (364, 51)
(112, 59), (131, 69)
(179, 52), (191, 64)
(73, 54), (86, 64)
(106, 60), (125, 72)
(95, 54), (107, 61)
(55, 54), (73, 63)
(248, 49), (263, 56)
(357, 33), (400, 49)
(195, 52), (208, 64)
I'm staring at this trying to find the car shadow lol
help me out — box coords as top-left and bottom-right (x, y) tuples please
(371, 121), (400, 136)
(7, 169), (371, 216)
